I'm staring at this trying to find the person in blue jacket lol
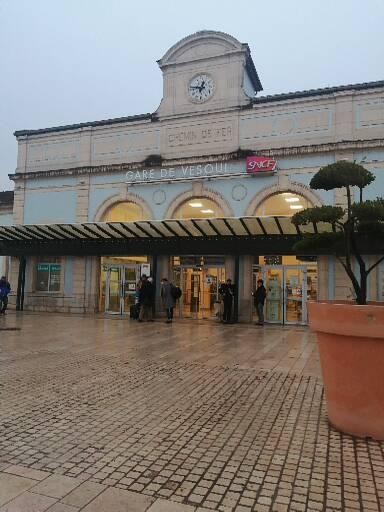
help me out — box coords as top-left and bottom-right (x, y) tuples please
(0, 276), (11, 314)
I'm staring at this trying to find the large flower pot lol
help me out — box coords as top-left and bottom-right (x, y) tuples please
(308, 301), (384, 440)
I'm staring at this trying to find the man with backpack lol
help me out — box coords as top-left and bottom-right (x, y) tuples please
(161, 278), (181, 324)
(0, 276), (11, 314)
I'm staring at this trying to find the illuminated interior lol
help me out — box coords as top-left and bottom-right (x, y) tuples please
(255, 192), (312, 217)
(100, 202), (148, 313)
(103, 202), (146, 222)
(173, 197), (224, 219)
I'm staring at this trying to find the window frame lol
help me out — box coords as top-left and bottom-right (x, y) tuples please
(35, 258), (63, 293)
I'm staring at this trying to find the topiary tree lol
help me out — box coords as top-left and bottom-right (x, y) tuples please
(291, 160), (384, 305)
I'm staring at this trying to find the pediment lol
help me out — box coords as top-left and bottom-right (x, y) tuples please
(158, 30), (244, 68)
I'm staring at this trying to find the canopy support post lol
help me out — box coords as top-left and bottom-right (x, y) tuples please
(233, 255), (240, 323)
(16, 256), (26, 311)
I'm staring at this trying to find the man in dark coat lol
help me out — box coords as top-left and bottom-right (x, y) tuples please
(138, 275), (154, 322)
(160, 277), (176, 324)
(0, 276), (11, 314)
(219, 278), (235, 323)
(253, 279), (267, 325)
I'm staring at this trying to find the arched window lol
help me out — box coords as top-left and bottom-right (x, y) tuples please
(173, 197), (223, 219)
(103, 202), (145, 222)
(255, 192), (312, 217)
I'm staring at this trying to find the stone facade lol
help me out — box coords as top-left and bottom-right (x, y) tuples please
(8, 31), (384, 318)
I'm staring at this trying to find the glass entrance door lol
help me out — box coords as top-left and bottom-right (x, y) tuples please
(284, 267), (306, 324)
(253, 265), (316, 325)
(264, 267), (284, 323)
(104, 264), (140, 315)
(174, 266), (225, 319)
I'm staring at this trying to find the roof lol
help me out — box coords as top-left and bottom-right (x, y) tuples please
(14, 113), (153, 137)
(0, 191), (14, 206)
(0, 217), (311, 256)
(253, 79), (384, 104)
(0, 216), (317, 241)
(245, 49), (263, 93)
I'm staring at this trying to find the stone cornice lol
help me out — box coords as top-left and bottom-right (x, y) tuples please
(9, 138), (384, 182)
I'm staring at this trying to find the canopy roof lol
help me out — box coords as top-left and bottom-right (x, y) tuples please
(0, 216), (324, 256)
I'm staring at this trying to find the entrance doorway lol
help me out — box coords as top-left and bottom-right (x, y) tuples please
(100, 257), (148, 315)
(173, 257), (225, 319)
(253, 262), (317, 325)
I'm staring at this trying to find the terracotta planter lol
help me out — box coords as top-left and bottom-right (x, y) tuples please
(308, 301), (384, 440)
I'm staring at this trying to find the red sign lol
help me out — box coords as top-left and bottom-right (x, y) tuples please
(246, 156), (277, 173)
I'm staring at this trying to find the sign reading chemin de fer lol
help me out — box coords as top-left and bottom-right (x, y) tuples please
(125, 157), (277, 183)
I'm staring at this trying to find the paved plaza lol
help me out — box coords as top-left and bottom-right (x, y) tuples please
(0, 313), (383, 511)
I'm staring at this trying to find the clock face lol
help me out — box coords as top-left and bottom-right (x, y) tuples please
(188, 74), (215, 103)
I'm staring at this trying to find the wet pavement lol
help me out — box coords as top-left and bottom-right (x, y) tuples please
(0, 313), (383, 511)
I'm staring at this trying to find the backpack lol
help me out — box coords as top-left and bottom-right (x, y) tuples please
(171, 285), (182, 300)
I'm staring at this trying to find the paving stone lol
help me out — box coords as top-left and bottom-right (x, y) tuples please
(31, 475), (80, 499)
(4, 465), (51, 481)
(0, 490), (56, 511)
(0, 473), (36, 506)
(81, 487), (154, 511)
(60, 482), (106, 507)
(47, 505), (79, 512)
(0, 316), (383, 512)
(147, 498), (196, 510)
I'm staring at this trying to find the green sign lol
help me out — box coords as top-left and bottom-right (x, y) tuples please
(37, 264), (50, 272)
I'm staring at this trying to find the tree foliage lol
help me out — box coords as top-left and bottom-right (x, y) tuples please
(292, 161), (384, 305)
(310, 161), (375, 190)
(291, 206), (344, 226)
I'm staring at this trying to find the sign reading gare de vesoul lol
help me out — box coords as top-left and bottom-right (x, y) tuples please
(125, 157), (277, 183)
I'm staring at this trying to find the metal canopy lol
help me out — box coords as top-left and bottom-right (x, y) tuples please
(0, 216), (322, 256)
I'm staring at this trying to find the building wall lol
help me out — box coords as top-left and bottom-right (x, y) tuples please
(13, 86), (384, 175)
(0, 211), (13, 278)
(9, 30), (384, 316)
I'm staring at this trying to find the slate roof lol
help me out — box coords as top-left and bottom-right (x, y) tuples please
(252, 79), (384, 104)
(0, 191), (14, 206)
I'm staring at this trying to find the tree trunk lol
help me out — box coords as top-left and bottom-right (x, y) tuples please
(356, 269), (367, 305)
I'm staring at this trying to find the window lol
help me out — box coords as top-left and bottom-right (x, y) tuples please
(255, 192), (312, 217)
(103, 202), (145, 222)
(36, 259), (61, 292)
(173, 197), (223, 219)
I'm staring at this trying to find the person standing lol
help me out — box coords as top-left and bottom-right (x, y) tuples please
(161, 278), (176, 324)
(0, 276), (11, 314)
(253, 279), (266, 325)
(219, 278), (235, 324)
(138, 275), (154, 322)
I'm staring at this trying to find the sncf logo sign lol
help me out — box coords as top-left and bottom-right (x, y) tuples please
(246, 156), (277, 173)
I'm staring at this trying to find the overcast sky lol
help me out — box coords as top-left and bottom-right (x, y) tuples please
(0, 0), (383, 190)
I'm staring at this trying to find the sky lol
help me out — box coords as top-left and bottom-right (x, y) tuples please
(0, 0), (383, 190)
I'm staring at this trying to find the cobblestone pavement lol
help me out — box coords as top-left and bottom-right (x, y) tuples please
(0, 313), (383, 511)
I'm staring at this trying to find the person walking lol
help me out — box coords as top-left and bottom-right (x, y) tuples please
(161, 278), (176, 324)
(253, 278), (266, 325)
(219, 278), (235, 324)
(0, 276), (11, 314)
(138, 275), (154, 322)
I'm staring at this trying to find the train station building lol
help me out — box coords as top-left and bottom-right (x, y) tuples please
(3, 30), (384, 324)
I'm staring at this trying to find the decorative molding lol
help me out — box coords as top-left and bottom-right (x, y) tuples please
(245, 181), (323, 216)
(152, 189), (166, 205)
(165, 186), (234, 219)
(93, 193), (153, 222)
(232, 184), (247, 201)
(9, 138), (384, 182)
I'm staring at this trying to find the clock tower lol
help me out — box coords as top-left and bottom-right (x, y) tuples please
(156, 30), (262, 119)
